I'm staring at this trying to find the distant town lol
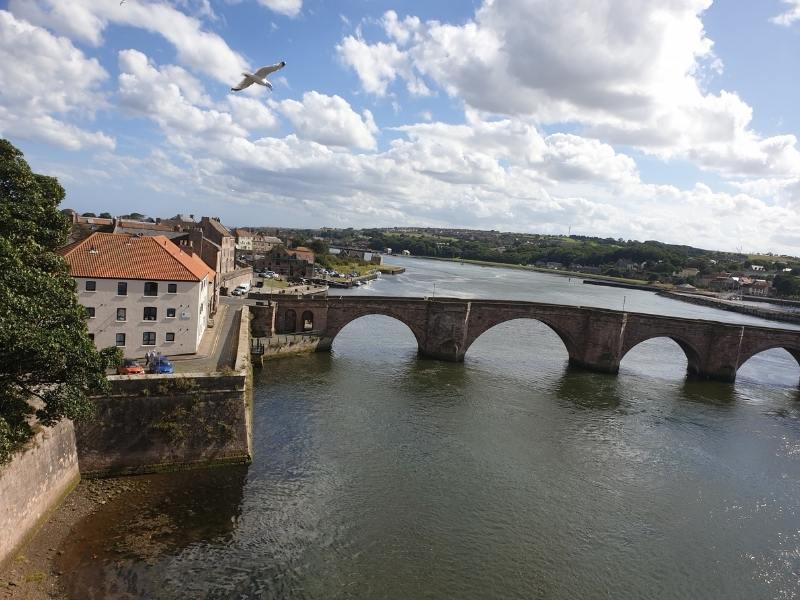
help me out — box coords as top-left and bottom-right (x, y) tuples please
(68, 210), (800, 300)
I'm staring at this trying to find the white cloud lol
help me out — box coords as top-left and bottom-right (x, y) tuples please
(337, 36), (408, 96)
(337, 2), (800, 179)
(118, 49), (246, 143)
(771, 0), (800, 26)
(272, 91), (378, 150)
(8, 0), (246, 84)
(0, 10), (113, 150)
(256, 0), (302, 18)
(226, 96), (280, 133)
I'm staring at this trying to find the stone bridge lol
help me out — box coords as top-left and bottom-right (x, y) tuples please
(249, 295), (800, 383)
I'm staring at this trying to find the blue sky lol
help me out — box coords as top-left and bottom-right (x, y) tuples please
(2, 0), (800, 253)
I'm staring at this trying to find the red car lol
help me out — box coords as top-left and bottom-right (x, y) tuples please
(117, 359), (145, 375)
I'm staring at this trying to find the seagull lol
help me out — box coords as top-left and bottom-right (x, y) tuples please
(230, 61), (286, 92)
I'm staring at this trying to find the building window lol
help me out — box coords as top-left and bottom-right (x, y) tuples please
(117, 281), (128, 296)
(143, 332), (156, 346)
(144, 281), (158, 296)
(165, 332), (175, 342)
(166, 308), (176, 318)
(143, 307), (157, 321)
(167, 283), (177, 294)
(115, 333), (126, 347)
(116, 308), (126, 321)
(85, 306), (95, 318)
(85, 280), (96, 291)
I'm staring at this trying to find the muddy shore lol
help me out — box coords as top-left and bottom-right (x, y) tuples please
(0, 477), (147, 600)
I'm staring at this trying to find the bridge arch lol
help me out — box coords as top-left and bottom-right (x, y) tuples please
(326, 307), (427, 351)
(462, 315), (579, 362)
(737, 343), (800, 369)
(620, 334), (703, 376)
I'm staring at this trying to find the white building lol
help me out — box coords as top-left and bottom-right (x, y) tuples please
(59, 233), (215, 358)
(235, 228), (254, 251)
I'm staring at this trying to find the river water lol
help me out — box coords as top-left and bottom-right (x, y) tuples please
(59, 257), (800, 599)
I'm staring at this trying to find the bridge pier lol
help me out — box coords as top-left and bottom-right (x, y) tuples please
(418, 347), (465, 362)
(567, 356), (619, 375)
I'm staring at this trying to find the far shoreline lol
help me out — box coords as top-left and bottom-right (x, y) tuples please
(392, 254), (670, 289)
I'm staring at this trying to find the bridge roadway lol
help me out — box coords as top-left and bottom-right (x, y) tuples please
(248, 295), (800, 383)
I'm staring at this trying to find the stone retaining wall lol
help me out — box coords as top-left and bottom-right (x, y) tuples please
(0, 419), (80, 566)
(75, 373), (251, 477)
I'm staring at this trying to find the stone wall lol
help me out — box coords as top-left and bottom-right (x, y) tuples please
(0, 419), (80, 566)
(76, 305), (253, 477)
(75, 373), (251, 477)
(220, 266), (253, 294)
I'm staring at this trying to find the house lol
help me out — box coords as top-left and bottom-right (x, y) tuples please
(744, 279), (771, 297)
(709, 276), (737, 292)
(58, 233), (215, 358)
(256, 246), (315, 279)
(749, 264), (765, 272)
(235, 229), (254, 251)
(252, 234), (283, 254)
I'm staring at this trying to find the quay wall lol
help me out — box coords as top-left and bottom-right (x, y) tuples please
(77, 306), (253, 477)
(0, 419), (80, 567)
(75, 373), (251, 477)
(660, 291), (800, 325)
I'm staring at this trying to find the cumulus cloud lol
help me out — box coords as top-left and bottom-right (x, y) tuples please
(0, 10), (113, 150)
(771, 0), (800, 26)
(8, 0), (246, 83)
(117, 50), (247, 143)
(256, 0), (302, 18)
(338, 1), (800, 179)
(272, 92), (379, 150)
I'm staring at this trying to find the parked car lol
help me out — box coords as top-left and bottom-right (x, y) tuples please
(232, 282), (251, 296)
(148, 357), (174, 374)
(117, 359), (144, 375)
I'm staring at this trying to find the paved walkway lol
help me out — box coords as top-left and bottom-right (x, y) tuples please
(171, 302), (240, 373)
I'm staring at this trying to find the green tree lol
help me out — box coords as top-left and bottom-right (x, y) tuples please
(0, 139), (119, 464)
(773, 274), (800, 297)
(309, 238), (329, 256)
(99, 212), (112, 219)
(80, 212), (96, 217)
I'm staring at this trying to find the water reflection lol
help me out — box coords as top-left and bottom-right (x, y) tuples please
(57, 467), (248, 599)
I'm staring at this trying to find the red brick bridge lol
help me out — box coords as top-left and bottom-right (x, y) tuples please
(249, 295), (800, 382)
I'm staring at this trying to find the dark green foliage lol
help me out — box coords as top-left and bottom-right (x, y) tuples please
(99, 212), (112, 219)
(0, 139), (117, 464)
(772, 274), (800, 297)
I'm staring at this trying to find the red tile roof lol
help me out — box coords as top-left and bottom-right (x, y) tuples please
(58, 232), (215, 282)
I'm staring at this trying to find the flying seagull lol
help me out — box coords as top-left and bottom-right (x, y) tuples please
(230, 62), (286, 92)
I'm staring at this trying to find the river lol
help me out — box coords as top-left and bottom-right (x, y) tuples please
(57, 257), (800, 599)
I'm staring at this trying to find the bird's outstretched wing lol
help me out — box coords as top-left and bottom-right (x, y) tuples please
(231, 77), (253, 91)
(253, 62), (286, 79)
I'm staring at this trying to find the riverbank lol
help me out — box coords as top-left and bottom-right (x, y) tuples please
(0, 477), (144, 599)
(413, 255), (662, 286)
